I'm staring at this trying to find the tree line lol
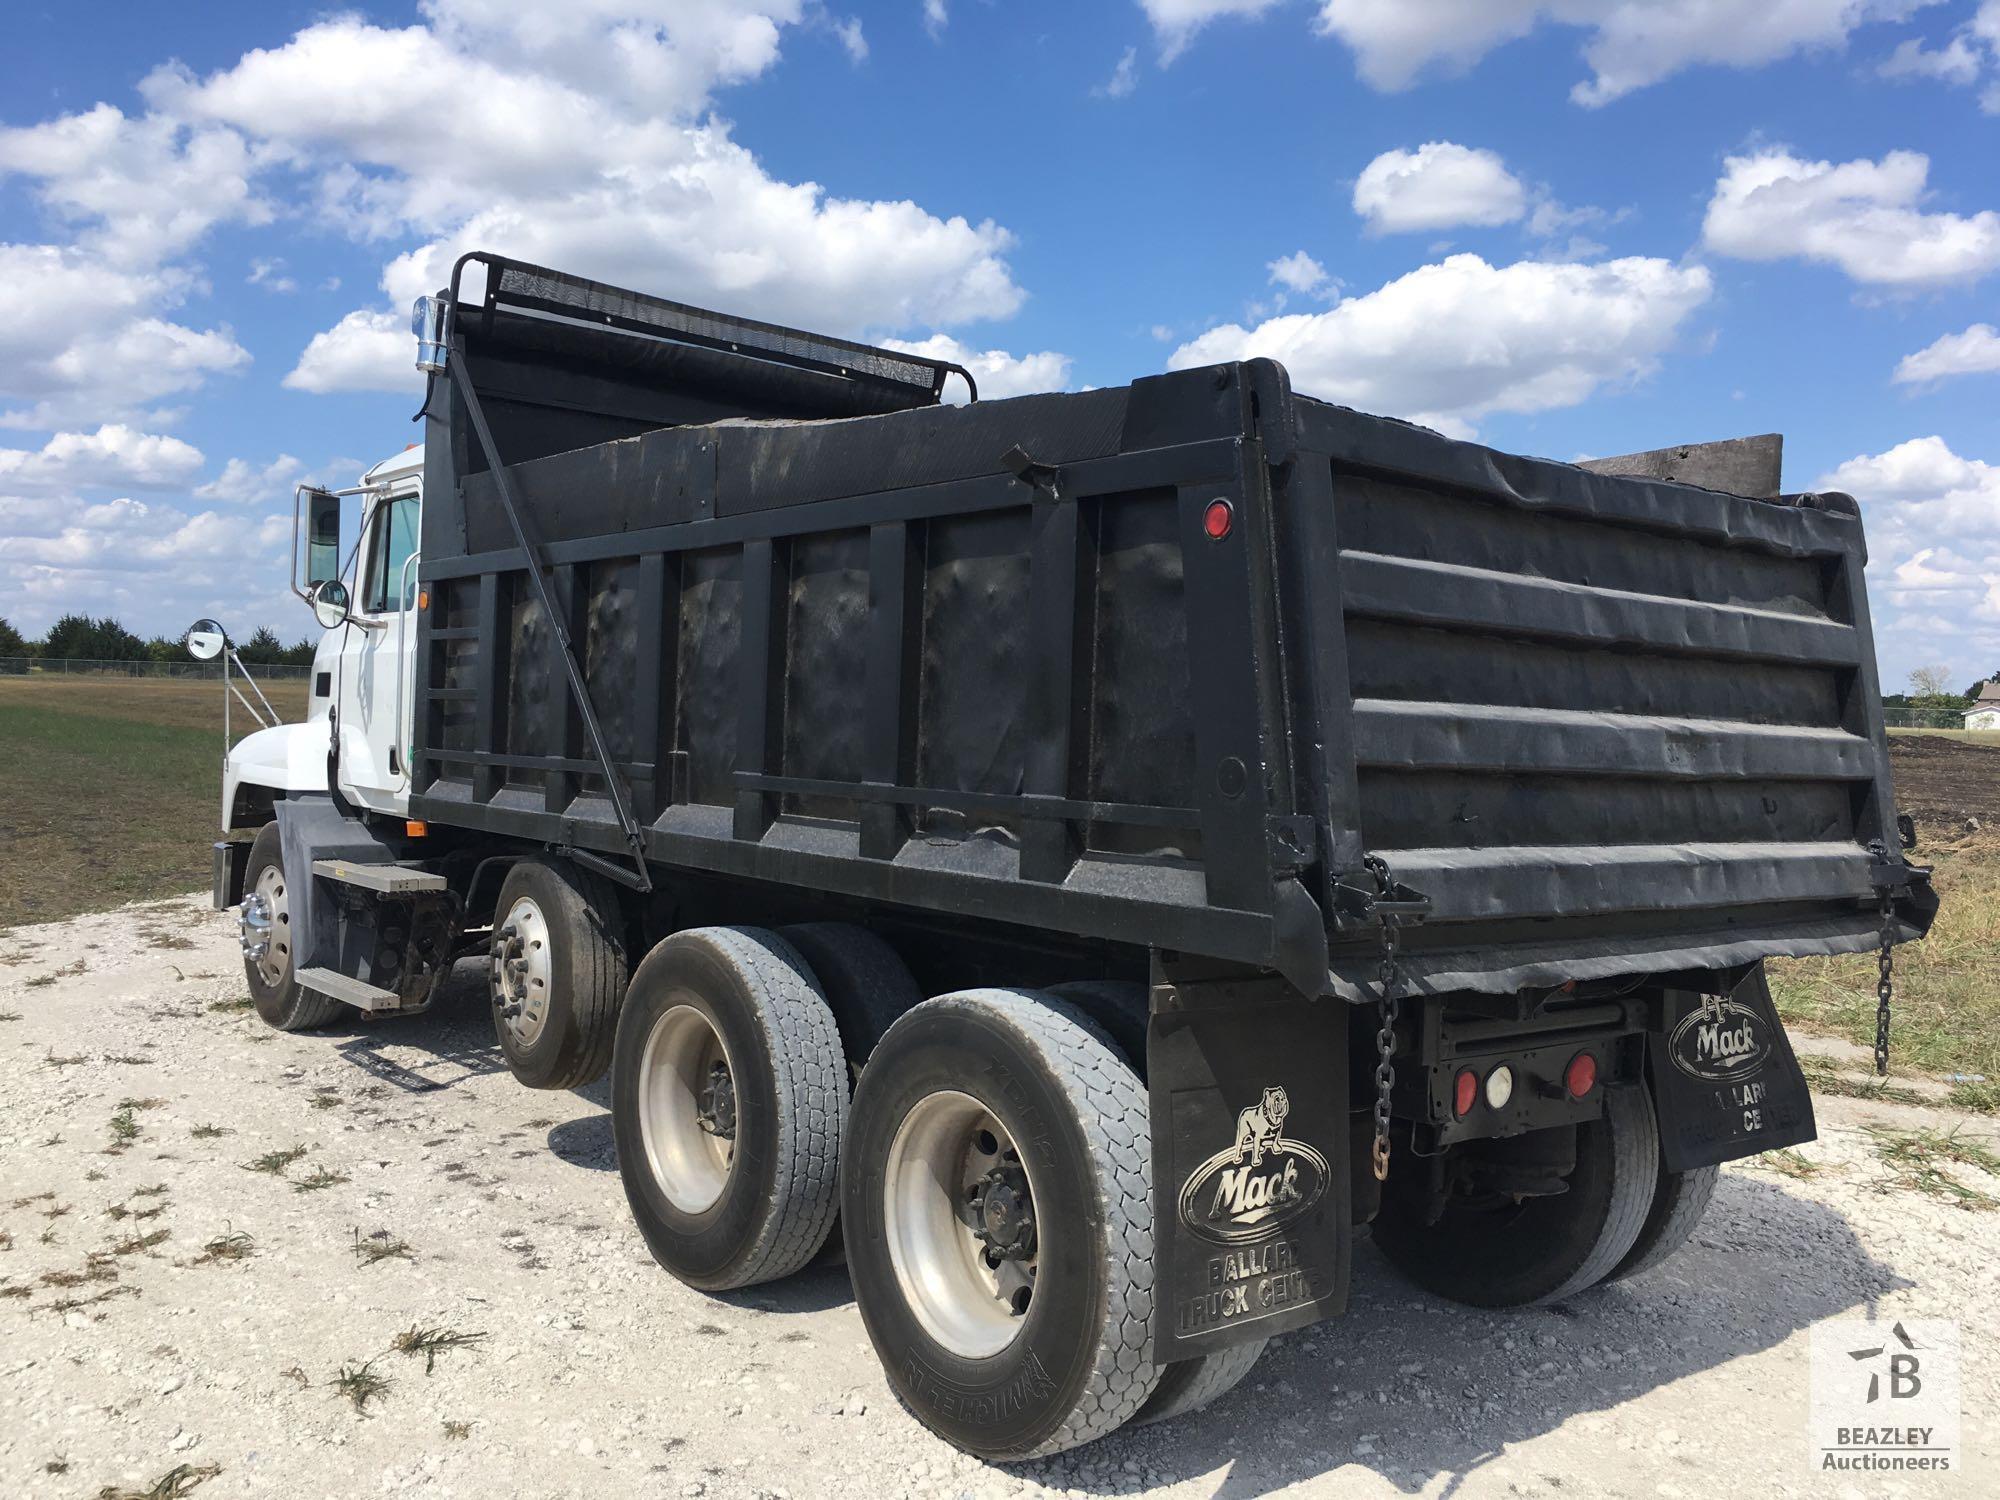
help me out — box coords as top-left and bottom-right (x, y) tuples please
(0, 614), (317, 667)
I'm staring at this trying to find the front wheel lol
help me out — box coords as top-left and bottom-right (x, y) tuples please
(1373, 1085), (1661, 1308)
(240, 820), (342, 1032)
(841, 990), (1158, 1461)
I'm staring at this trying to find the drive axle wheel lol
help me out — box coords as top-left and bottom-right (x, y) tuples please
(612, 927), (846, 1290)
(843, 990), (1158, 1461)
(489, 859), (627, 1090)
(240, 820), (341, 1032)
(1373, 1084), (1661, 1308)
(884, 1093), (1042, 1355)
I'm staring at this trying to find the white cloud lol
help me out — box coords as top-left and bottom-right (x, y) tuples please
(923, 0), (948, 38)
(0, 104), (271, 267)
(195, 454), (306, 506)
(141, 8), (1024, 372)
(0, 425), (204, 493)
(1096, 46), (1141, 98)
(1268, 250), (1331, 295)
(1817, 436), (2000, 681)
(0, 490), (302, 642)
(248, 257), (297, 293)
(1894, 324), (2000, 386)
(1702, 148), (2000, 288)
(1309, 0), (1939, 105)
(0, 245), (250, 429)
(829, 16), (868, 63)
(1140, 0), (1288, 62)
(1878, 3), (2000, 105)
(1878, 32), (1982, 82)
(1353, 142), (1527, 234)
(880, 334), (1072, 402)
(1167, 252), (1712, 437)
(284, 309), (417, 395)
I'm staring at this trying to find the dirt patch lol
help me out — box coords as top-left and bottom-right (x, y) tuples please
(1, 895), (1996, 1497)
(1889, 734), (2000, 827)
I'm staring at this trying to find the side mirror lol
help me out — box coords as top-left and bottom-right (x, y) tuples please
(305, 488), (341, 587)
(311, 579), (353, 631)
(185, 619), (226, 661)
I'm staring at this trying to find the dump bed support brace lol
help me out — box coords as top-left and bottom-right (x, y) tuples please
(445, 335), (652, 891)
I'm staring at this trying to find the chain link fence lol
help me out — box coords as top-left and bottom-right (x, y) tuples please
(1881, 706), (1973, 730)
(0, 657), (313, 680)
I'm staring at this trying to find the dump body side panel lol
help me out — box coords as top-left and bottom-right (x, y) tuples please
(412, 365), (1324, 983)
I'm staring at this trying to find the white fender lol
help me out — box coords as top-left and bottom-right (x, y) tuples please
(223, 719), (331, 828)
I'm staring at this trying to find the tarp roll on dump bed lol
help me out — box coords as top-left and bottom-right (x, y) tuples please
(412, 259), (1932, 1004)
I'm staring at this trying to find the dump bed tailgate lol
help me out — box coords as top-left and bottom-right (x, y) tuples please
(1293, 399), (1933, 996)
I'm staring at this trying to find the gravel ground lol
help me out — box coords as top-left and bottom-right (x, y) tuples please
(1, 895), (1993, 1499)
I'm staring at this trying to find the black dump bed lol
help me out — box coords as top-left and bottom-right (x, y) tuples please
(412, 255), (1934, 1000)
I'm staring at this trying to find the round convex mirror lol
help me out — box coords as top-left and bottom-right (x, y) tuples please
(311, 580), (352, 631)
(185, 619), (226, 661)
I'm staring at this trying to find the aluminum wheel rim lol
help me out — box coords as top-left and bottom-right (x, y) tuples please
(883, 1091), (1041, 1359)
(241, 863), (290, 987)
(636, 1002), (738, 1214)
(492, 896), (555, 1048)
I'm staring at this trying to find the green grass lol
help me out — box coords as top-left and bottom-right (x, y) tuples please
(0, 678), (306, 928)
(1869, 1126), (2000, 1210)
(1769, 835), (2000, 1080)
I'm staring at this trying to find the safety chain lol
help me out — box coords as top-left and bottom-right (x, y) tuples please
(1365, 854), (1403, 1182)
(1874, 883), (1896, 1077)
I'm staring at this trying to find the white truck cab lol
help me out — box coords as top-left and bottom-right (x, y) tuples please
(221, 444), (424, 828)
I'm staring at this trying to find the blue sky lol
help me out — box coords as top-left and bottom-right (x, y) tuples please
(1, 0), (1995, 691)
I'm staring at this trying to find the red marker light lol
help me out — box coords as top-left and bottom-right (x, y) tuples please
(1565, 1052), (1598, 1098)
(1203, 498), (1234, 540)
(1453, 1068), (1478, 1118)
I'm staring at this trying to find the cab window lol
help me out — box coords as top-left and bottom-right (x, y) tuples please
(362, 495), (419, 613)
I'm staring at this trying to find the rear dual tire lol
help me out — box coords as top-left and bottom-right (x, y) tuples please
(490, 860), (628, 1090)
(841, 990), (1158, 1461)
(1373, 1084), (1662, 1308)
(611, 927), (847, 1291)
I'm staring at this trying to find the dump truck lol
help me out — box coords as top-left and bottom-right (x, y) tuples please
(206, 253), (1936, 1461)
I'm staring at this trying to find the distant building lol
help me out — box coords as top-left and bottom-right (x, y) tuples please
(1966, 681), (2000, 731)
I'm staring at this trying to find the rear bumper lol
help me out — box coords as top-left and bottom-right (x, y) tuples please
(1327, 896), (1932, 1002)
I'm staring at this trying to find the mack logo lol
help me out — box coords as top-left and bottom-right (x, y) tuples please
(1177, 1086), (1328, 1244)
(1668, 996), (1773, 1082)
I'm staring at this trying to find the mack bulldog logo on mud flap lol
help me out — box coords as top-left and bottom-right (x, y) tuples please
(1649, 975), (1815, 1173)
(1177, 1086), (1330, 1245)
(1667, 995), (1774, 1082)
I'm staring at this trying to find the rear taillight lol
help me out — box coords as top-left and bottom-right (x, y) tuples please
(1483, 1064), (1515, 1110)
(1565, 1051), (1598, 1098)
(1453, 1068), (1478, 1118)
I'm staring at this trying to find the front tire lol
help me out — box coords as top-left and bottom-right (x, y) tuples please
(612, 927), (846, 1290)
(240, 820), (342, 1032)
(1373, 1085), (1661, 1308)
(842, 990), (1158, 1461)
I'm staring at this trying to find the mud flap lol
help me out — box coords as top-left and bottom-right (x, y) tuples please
(1148, 983), (1348, 1361)
(1648, 966), (1816, 1172)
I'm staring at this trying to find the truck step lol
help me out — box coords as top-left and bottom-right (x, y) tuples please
(295, 966), (404, 1013)
(310, 859), (448, 895)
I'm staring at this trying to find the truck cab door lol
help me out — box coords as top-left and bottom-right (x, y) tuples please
(332, 486), (420, 815)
